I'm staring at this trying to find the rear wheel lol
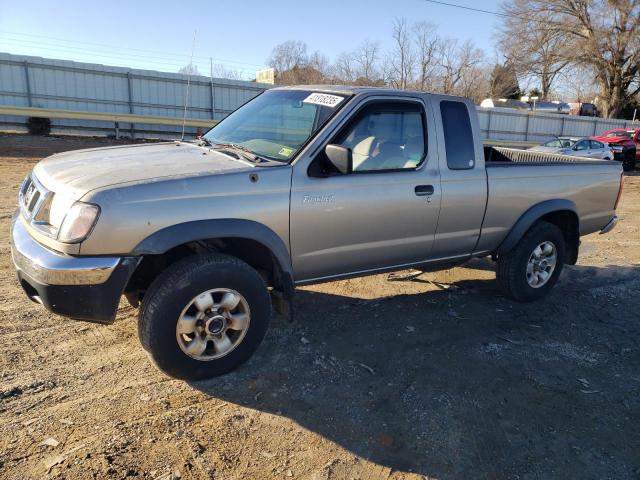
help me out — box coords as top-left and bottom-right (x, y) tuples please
(622, 149), (635, 172)
(496, 221), (565, 302)
(138, 254), (271, 380)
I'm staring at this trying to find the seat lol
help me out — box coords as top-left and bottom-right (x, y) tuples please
(402, 136), (425, 168)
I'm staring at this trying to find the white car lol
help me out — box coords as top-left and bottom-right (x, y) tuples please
(529, 137), (613, 160)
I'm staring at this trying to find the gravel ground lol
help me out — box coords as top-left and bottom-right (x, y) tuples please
(0, 134), (639, 480)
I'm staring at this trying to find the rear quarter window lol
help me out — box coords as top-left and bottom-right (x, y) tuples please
(440, 100), (475, 170)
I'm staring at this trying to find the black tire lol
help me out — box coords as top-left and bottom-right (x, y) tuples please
(138, 253), (271, 380)
(622, 150), (635, 172)
(496, 221), (565, 302)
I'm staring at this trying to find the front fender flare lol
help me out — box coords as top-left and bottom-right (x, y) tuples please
(132, 219), (293, 279)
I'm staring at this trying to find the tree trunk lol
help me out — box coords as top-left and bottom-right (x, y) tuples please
(598, 69), (625, 118)
(541, 69), (551, 101)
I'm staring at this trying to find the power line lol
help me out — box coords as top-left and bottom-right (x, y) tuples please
(0, 30), (265, 68)
(421, 0), (588, 27)
(1, 43), (255, 78)
(0, 36), (257, 72)
(422, 0), (513, 18)
(0, 40), (259, 78)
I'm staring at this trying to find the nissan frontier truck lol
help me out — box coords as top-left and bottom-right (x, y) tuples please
(11, 86), (623, 380)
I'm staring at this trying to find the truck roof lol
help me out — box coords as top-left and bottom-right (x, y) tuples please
(274, 84), (468, 101)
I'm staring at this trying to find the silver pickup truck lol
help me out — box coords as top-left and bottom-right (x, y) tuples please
(11, 86), (623, 380)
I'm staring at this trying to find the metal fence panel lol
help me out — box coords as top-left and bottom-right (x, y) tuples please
(0, 52), (271, 137)
(478, 106), (637, 144)
(2, 52), (638, 140)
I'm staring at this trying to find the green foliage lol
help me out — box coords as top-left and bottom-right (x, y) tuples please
(619, 98), (640, 121)
(528, 88), (542, 98)
(490, 63), (522, 99)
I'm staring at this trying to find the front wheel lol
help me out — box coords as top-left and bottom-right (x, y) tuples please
(138, 254), (271, 380)
(496, 221), (566, 302)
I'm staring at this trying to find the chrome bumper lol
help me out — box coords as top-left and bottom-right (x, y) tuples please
(599, 215), (618, 235)
(10, 214), (120, 286)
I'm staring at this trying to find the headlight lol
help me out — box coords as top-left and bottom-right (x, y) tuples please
(57, 202), (100, 243)
(49, 194), (76, 228)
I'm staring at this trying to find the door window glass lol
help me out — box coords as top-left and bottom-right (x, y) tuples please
(574, 140), (589, 150)
(334, 102), (427, 172)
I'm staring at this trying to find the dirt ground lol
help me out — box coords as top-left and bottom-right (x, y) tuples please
(0, 134), (638, 480)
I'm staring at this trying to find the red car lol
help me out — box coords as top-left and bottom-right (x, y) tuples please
(591, 128), (639, 171)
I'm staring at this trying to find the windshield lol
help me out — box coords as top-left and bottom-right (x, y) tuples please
(543, 138), (575, 148)
(604, 131), (633, 138)
(203, 89), (348, 162)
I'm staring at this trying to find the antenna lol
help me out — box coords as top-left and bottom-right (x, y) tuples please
(181, 30), (197, 141)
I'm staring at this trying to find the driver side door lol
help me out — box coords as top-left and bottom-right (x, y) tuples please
(289, 97), (441, 283)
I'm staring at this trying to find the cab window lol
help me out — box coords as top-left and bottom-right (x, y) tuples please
(440, 100), (475, 170)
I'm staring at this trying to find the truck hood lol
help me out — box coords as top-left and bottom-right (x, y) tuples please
(33, 142), (254, 199)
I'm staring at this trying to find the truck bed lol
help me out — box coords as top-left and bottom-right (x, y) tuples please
(484, 146), (615, 166)
(474, 146), (622, 256)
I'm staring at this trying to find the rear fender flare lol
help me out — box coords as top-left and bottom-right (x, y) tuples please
(496, 199), (579, 256)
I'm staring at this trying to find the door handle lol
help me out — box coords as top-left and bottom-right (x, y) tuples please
(415, 185), (434, 196)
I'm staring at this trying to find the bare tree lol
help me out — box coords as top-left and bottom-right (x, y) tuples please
(267, 40), (308, 74)
(178, 63), (200, 76)
(334, 51), (357, 84)
(461, 63), (492, 102)
(210, 63), (244, 81)
(413, 22), (439, 91)
(387, 17), (415, 89)
(498, 0), (571, 100)
(354, 40), (380, 83)
(308, 51), (330, 79)
(554, 64), (600, 103)
(438, 39), (484, 95)
(499, 0), (640, 117)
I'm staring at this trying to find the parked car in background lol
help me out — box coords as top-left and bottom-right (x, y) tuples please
(529, 137), (613, 160)
(480, 98), (571, 114)
(568, 102), (599, 117)
(591, 128), (639, 171)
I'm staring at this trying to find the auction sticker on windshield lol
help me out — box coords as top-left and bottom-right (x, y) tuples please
(303, 93), (344, 108)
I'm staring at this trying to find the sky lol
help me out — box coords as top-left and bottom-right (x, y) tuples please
(0, 0), (502, 78)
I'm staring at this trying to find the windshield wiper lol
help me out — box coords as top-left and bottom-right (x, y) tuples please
(198, 137), (213, 147)
(209, 142), (265, 163)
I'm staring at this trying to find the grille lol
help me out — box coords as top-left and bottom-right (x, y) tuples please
(19, 174), (52, 225)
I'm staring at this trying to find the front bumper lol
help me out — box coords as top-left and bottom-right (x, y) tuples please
(10, 214), (139, 323)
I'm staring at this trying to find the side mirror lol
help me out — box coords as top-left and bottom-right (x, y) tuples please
(325, 144), (352, 174)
